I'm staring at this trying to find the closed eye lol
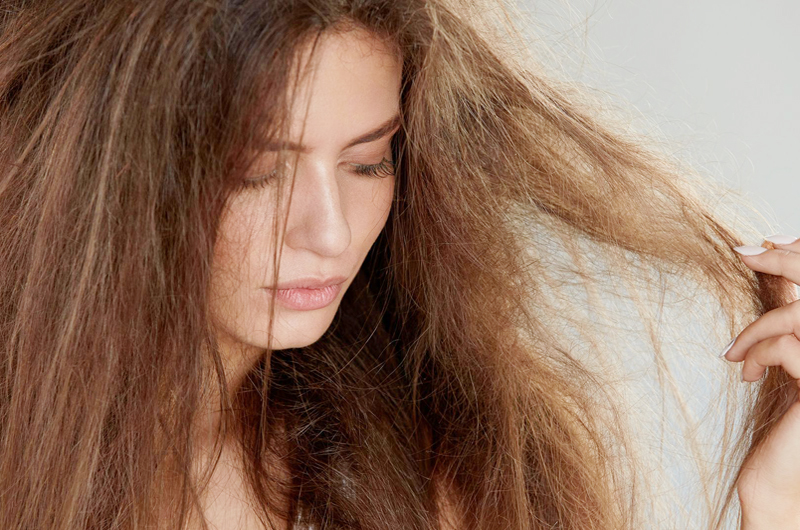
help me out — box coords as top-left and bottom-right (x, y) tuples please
(238, 157), (395, 191)
(352, 157), (395, 178)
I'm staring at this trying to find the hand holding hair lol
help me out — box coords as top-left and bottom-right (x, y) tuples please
(723, 235), (800, 529)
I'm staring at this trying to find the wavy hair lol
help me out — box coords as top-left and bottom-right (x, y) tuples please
(0, 0), (788, 528)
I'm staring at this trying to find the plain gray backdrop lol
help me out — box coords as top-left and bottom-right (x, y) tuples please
(518, 0), (799, 236)
(511, 3), (797, 525)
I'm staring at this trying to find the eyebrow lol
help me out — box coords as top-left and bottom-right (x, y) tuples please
(264, 112), (401, 153)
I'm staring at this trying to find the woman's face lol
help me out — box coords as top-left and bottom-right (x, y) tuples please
(210, 28), (401, 353)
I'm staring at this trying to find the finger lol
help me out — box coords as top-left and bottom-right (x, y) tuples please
(762, 239), (800, 303)
(734, 247), (800, 286)
(765, 234), (800, 253)
(723, 301), (800, 362)
(740, 334), (800, 382)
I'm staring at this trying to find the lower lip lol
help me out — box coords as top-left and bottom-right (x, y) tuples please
(266, 283), (343, 311)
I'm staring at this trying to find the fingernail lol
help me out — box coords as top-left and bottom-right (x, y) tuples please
(733, 246), (768, 256)
(765, 234), (798, 245)
(719, 337), (736, 358)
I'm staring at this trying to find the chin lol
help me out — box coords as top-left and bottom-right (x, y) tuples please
(248, 304), (339, 350)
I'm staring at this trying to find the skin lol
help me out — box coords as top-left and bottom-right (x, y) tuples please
(188, 29), (462, 530)
(172, 25), (796, 529)
(201, 27), (401, 443)
(722, 238), (800, 528)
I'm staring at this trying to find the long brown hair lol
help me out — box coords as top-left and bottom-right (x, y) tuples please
(0, 0), (787, 528)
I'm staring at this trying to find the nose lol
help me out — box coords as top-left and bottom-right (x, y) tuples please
(282, 158), (351, 257)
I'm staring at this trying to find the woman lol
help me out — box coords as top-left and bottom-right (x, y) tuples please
(0, 0), (796, 528)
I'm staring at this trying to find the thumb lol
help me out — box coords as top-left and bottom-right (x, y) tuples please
(738, 400), (800, 506)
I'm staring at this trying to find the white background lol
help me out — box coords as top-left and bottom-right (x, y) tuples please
(510, 3), (799, 524)
(518, 0), (800, 237)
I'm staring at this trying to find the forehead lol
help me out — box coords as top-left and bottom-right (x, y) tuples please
(281, 27), (402, 149)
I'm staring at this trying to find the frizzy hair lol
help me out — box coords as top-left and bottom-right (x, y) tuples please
(0, 0), (788, 528)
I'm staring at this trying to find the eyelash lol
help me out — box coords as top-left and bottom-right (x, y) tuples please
(239, 157), (396, 191)
(354, 157), (396, 178)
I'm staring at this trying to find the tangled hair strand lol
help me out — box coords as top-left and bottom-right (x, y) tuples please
(0, 0), (786, 528)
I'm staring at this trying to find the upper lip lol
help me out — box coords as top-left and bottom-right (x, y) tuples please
(267, 275), (348, 290)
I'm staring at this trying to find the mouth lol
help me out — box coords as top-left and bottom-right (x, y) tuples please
(266, 275), (348, 290)
(264, 282), (344, 311)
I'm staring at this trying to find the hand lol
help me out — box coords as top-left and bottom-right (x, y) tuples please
(722, 236), (800, 529)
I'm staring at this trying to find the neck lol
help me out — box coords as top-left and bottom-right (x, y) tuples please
(193, 336), (265, 449)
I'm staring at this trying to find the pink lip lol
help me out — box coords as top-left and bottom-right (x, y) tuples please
(267, 275), (348, 290)
(264, 275), (348, 311)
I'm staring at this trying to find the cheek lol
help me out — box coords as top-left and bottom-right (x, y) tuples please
(210, 204), (276, 307)
(352, 177), (394, 243)
(212, 220), (250, 289)
(208, 226), (248, 330)
(376, 176), (395, 225)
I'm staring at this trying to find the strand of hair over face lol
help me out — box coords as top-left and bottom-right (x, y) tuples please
(0, 0), (786, 529)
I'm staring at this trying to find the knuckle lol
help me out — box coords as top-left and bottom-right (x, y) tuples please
(781, 304), (800, 325)
(742, 355), (761, 373)
(776, 334), (798, 349)
(777, 249), (799, 275)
